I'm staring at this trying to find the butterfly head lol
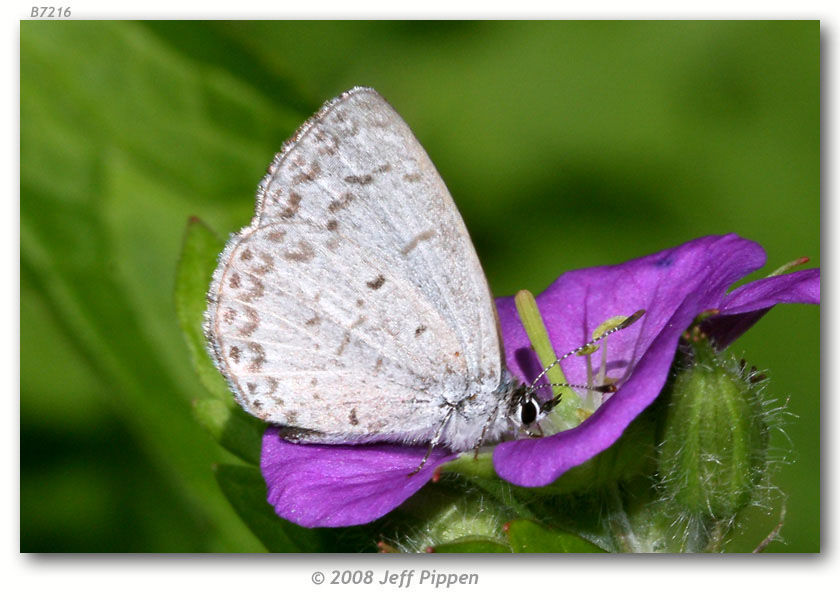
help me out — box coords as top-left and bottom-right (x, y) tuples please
(509, 385), (542, 428)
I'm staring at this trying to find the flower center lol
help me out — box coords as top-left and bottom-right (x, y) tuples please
(514, 290), (632, 434)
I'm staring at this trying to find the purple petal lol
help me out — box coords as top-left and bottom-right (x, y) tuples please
(261, 428), (455, 528)
(705, 268), (820, 348)
(493, 234), (767, 487)
(718, 268), (820, 314)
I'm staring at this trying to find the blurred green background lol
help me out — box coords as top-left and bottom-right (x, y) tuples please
(20, 21), (819, 552)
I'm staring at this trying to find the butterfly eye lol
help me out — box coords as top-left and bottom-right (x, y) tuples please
(518, 397), (539, 426)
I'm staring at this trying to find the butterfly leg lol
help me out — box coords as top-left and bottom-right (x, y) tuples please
(409, 403), (457, 476)
(472, 400), (501, 460)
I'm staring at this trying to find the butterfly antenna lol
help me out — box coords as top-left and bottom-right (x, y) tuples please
(532, 382), (618, 416)
(527, 309), (645, 389)
(532, 381), (617, 394)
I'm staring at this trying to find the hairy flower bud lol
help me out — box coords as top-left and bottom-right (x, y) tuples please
(658, 338), (769, 524)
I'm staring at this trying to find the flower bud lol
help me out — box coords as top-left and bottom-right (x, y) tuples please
(658, 338), (769, 522)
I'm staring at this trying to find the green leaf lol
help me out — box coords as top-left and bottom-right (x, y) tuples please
(20, 21), (286, 551)
(193, 397), (266, 465)
(506, 519), (606, 553)
(175, 217), (231, 400)
(175, 218), (267, 465)
(429, 536), (511, 553)
(214, 464), (328, 552)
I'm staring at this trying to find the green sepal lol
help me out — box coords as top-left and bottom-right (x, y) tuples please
(193, 397), (265, 465)
(429, 536), (512, 553)
(174, 217), (230, 400)
(505, 519), (606, 553)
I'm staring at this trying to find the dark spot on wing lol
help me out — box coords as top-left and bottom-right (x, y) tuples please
(247, 342), (266, 371)
(326, 219), (338, 231)
(337, 332), (352, 356)
(280, 191), (302, 219)
(239, 274), (265, 302)
(267, 186), (283, 203)
(247, 382), (257, 393)
(253, 252), (274, 274)
(305, 315), (321, 327)
(402, 230), (436, 254)
(415, 325), (427, 337)
(403, 172), (422, 182)
(267, 378), (284, 405)
(268, 229), (286, 243)
(344, 174), (373, 185)
(329, 192), (354, 212)
(356, 298), (364, 307)
(239, 307), (259, 336)
(375, 164), (391, 173)
(366, 275), (386, 290)
(228, 272), (241, 289)
(349, 408), (359, 426)
(229, 345), (241, 363)
(313, 128), (339, 156)
(240, 248), (253, 262)
(336, 316), (366, 355)
(222, 308), (237, 325)
(291, 161), (321, 185)
(284, 241), (315, 262)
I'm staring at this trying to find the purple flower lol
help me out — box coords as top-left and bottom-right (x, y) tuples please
(260, 234), (819, 527)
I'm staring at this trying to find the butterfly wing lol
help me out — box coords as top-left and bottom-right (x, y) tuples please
(205, 88), (504, 446)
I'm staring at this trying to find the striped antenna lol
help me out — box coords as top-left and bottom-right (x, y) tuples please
(527, 309), (646, 390)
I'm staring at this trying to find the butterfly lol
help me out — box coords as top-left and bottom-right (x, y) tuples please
(204, 87), (639, 464)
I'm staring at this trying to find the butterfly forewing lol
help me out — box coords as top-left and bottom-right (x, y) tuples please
(205, 87), (504, 445)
